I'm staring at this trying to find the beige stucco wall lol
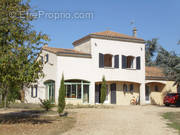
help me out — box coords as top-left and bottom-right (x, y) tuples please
(116, 82), (140, 105)
(148, 81), (177, 105)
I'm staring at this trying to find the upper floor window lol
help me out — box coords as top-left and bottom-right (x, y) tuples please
(45, 54), (49, 63)
(104, 54), (112, 67)
(122, 55), (141, 70)
(127, 56), (134, 68)
(40, 56), (43, 63)
(99, 53), (119, 68)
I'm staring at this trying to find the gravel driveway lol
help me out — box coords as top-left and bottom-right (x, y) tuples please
(63, 105), (179, 135)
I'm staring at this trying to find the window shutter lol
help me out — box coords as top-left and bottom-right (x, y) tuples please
(45, 54), (49, 63)
(122, 55), (127, 69)
(35, 86), (38, 97)
(136, 56), (141, 70)
(114, 55), (119, 68)
(31, 86), (33, 97)
(99, 53), (104, 68)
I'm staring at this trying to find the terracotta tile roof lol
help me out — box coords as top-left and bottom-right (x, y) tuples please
(146, 66), (165, 79)
(92, 31), (144, 40)
(42, 46), (91, 58)
(73, 30), (145, 45)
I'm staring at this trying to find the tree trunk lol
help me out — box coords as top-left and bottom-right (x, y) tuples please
(4, 92), (7, 109)
(20, 85), (25, 103)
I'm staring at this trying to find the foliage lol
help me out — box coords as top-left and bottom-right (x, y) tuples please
(155, 47), (180, 86)
(100, 76), (107, 104)
(145, 38), (158, 66)
(58, 74), (66, 114)
(0, 0), (49, 108)
(39, 99), (54, 111)
(162, 112), (180, 134)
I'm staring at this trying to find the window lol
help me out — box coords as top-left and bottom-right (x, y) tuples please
(45, 54), (49, 63)
(77, 84), (81, 99)
(129, 84), (134, 93)
(99, 53), (119, 68)
(65, 80), (90, 100)
(66, 85), (71, 98)
(104, 54), (113, 67)
(155, 85), (158, 92)
(127, 56), (134, 68)
(122, 55), (141, 70)
(31, 85), (37, 98)
(123, 84), (128, 93)
(40, 56), (43, 63)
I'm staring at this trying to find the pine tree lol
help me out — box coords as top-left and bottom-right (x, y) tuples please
(58, 74), (66, 114)
(100, 76), (107, 104)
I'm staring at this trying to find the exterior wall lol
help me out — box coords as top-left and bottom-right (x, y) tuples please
(25, 50), (57, 104)
(116, 82), (140, 105)
(91, 38), (145, 84)
(56, 56), (94, 104)
(74, 39), (91, 54)
(25, 37), (146, 105)
(146, 80), (177, 105)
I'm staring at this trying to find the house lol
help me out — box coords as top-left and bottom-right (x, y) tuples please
(25, 30), (178, 105)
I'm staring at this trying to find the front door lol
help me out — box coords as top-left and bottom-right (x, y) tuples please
(145, 85), (150, 103)
(111, 83), (116, 104)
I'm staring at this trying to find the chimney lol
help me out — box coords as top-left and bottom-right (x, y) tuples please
(133, 27), (137, 37)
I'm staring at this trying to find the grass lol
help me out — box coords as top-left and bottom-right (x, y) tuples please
(162, 112), (180, 134)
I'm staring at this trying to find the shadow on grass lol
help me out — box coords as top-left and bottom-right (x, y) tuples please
(0, 110), (57, 124)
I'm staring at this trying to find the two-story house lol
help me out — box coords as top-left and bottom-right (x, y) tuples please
(25, 30), (178, 105)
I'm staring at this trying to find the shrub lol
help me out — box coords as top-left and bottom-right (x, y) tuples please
(58, 74), (66, 114)
(100, 76), (107, 104)
(39, 99), (54, 111)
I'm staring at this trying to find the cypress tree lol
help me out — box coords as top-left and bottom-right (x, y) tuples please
(58, 74), (66, 114)
(100, 76), (107, 104)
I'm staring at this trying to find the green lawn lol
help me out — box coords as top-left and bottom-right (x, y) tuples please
(162, 112), (180, 134)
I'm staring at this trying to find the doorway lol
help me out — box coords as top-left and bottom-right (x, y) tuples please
(44, 80), (55, 102)
(145, 85), (150, 103)
(111, 83), (116, 104)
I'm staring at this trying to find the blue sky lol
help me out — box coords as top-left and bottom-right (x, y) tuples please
(30, 0), (180, 53)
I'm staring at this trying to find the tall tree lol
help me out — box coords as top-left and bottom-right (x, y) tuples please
(100, 76), (107, 104)
(145, 38), (158, 66)
(58, 74), (66, 115)
(0, 0), (49, 108)
(156, 47), (180, 86)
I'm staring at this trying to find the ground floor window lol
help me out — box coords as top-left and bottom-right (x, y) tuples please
(31, 85), (38, 98)
(65, 80), (90, 103)
(44, 80), (55, 102)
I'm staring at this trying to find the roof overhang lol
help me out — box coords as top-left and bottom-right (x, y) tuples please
(56, 52), (92, 58)
(73, 34), (146, 46)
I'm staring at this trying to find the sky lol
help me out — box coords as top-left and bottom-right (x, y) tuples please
(30, 0), (180, 54)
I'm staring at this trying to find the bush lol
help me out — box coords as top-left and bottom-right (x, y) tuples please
(58, 74), (66, 114)
(39, 99), (54, 111)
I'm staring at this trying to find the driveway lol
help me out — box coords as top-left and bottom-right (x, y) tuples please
(63, 105), (179, 135)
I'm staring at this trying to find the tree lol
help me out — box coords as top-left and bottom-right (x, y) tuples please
(100, 76), (107, 104)
(156, 46), (180, 86)
(58, 74), (66, 115)
(145, 38), (158, 66)
(0, 0), (49, 108)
